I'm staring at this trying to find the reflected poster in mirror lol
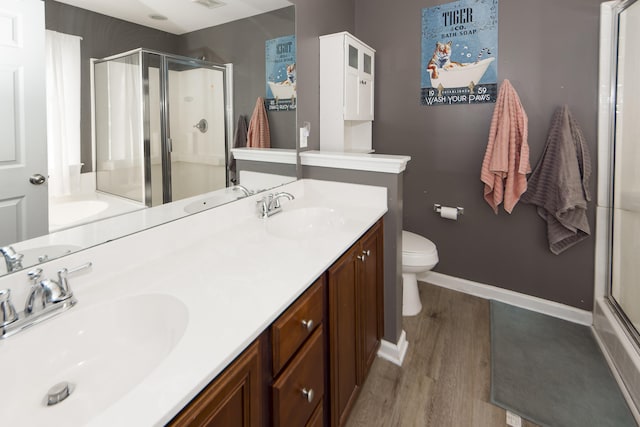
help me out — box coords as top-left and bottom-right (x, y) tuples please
(265, 35), (297, 112)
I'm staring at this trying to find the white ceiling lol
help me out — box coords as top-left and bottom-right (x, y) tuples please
(55, 0), (293, 35)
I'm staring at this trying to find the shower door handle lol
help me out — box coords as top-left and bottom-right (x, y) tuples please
(29, 174), (46, 185)
(167, 138), (173, 153)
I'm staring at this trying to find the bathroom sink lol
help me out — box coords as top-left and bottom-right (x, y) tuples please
(266, 207), (346, 239)
(0, 293), (188, 425)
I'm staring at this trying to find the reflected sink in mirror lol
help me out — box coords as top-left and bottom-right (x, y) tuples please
(0, 244), (81, 275)
(0, 293), (188, 425)
(265, 207), (346, 240)
(183, 192), (241, 214)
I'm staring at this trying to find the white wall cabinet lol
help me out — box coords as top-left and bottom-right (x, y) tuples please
(320, 32), (375, 153)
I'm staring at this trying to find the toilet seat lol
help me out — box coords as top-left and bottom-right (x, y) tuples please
(402, 231), (438, 267)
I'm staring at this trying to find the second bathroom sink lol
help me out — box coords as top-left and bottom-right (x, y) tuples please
(265, 207), (346, 239)
(0, 293), (189, 426)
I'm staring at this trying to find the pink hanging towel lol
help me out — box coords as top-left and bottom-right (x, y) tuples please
(247, 97), (271, 148)
(480, 79), (531, 214)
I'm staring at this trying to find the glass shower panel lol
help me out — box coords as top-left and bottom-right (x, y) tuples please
(166, 58), (227, 202)
(143, 53), (164, 207)
(611, 1), (640, 335)
(94, 52), (145, 204)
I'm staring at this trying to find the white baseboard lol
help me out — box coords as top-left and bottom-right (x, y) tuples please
(378, 330), (408, 366)
(418, 271), (593, 326)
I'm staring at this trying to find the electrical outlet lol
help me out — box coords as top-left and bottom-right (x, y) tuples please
(506, 411), (522, 427)
(299, 122), (310, 148)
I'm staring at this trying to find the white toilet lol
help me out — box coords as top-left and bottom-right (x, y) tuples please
(402, 230), (439, 316)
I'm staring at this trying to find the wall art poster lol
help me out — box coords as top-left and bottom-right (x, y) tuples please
(421, 0), (498, 106)
(265, 35), (296, 112)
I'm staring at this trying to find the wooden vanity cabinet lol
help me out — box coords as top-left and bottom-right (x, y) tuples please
(327, 219), (383, 427)
(168, 337), (263, 427)
(271, 276), (326, 427)
(169, 220), (383, 427)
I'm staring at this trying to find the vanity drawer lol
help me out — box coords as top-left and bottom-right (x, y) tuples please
(272, 276), (324, 375)
(306, 399), (324, 427)
(272, 326), (325, 427)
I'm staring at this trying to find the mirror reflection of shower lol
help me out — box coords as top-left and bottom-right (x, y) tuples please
(93, 49), (231, 210)
(47, 47), (232, 232)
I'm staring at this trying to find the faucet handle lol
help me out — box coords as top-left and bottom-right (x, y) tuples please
(0, 289), (18, 327)
(27, 268), (43, 284)
(1, 246), (24, 272)
(56, 262), (92, 296)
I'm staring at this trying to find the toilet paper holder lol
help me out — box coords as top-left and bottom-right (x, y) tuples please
(433, 204), (464, 216)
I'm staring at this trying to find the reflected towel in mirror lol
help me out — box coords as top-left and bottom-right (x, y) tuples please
(247, 97), (271, 148)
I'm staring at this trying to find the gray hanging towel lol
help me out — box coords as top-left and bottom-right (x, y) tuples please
(520, 105), (592, 254)
(229, 115), (248, 184)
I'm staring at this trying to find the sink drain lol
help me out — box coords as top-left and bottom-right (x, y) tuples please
(46, 381), (74, 406)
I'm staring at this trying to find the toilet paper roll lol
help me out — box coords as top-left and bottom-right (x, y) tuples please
(440, 206), (458, 220)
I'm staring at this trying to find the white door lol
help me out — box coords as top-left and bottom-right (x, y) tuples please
(0, 0), (48, 247)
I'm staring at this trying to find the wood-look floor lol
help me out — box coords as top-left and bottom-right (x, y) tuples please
(345, 282), (539, 427)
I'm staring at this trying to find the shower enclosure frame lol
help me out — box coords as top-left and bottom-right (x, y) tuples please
(602, 0), (640, 349)
(594, 0), (640, 419)
(93, 48), (234, 207)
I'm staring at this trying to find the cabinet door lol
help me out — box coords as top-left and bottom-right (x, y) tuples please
(357, 221), (383, 383)
(344, 41), (360, 120)
(358, 50), (374, 121)
(327, 246), (360, 427)
(169, 339), (262, 427)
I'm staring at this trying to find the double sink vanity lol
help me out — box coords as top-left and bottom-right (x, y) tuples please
(0, 179), (387, 426)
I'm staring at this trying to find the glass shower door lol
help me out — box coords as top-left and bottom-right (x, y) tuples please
(165, 58), (228, 203)
(610, 0), (640, 341)
(94, 52), (145, 204)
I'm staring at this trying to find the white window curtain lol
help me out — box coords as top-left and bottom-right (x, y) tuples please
(45, 30), (82, 197)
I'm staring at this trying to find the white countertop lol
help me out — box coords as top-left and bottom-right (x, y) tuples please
(0, 179), (387, 426)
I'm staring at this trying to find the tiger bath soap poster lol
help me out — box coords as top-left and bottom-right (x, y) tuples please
(421, 0), (498, 106)
(265, 35), (296, 112)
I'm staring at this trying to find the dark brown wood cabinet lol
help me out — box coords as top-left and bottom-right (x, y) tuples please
(271, 276), (326, 427)
(327, 220), (383, 427)
(168, 338), (263, 427)
(168, 220), (382, 427)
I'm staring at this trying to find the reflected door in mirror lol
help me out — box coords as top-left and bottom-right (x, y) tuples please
(0, 0), (49, 246)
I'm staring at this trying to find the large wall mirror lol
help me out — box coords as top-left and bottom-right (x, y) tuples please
(0, 0), (296, 276)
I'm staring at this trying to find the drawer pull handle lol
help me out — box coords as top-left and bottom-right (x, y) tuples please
(301, 319), (313, 330)
(301, 388), (314, 403)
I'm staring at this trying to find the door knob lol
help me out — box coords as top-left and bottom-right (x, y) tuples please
(29, 174), (46, 185)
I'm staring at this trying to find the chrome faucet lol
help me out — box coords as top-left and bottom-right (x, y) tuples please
(0, 262), (92, 339)
(1, 246), (24, 273)
(256, 192), (295, 218)
(232, 185), (253, 197)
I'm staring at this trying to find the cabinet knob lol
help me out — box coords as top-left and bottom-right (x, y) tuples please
(357, 254), (365, 262)
(301, 388), (314, 403)
(301, 319), (313, 331)
(362, 250), (371, 257)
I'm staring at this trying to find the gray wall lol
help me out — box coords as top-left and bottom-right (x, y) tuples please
(44, 0), (181, 172)
(178, 7), (296, 149)
(353, 0), (601, 310)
